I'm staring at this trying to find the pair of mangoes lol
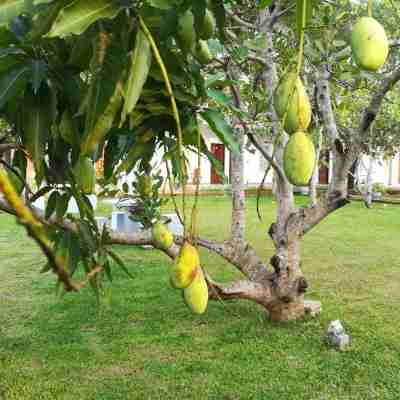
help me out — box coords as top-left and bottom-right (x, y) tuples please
(274, 72), (315, 186)
(170, 242), (208, 315)
(152, 223), (208, 315)
(177, 9), (215, 64)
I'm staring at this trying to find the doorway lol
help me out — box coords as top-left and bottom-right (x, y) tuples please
(210, 143), (225, 184)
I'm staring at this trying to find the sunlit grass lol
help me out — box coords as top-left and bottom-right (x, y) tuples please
(0, 196), (399, 399)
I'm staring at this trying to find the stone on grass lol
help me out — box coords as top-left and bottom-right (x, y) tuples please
(326, 320), (351, 351)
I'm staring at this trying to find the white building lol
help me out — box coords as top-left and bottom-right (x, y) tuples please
(168, 130), (400, 191)
(116, 128), (400, 192)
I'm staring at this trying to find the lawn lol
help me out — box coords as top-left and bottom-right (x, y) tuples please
(1, 196), (400, 399)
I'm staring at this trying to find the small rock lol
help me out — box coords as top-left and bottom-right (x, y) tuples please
(327, 320), (345, 336)
(326, 320), (351, 351)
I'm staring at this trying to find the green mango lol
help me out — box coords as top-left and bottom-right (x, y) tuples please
(177, 11), (196, 53)
(351, 17), (389, 72)
(283, 131), (316, 186)
(199, 9), (216, 40)
(194, 40), (213, 64)
(274, 72), (311, 134)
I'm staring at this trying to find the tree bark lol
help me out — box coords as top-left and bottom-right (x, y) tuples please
(309, 128), (322, 206)
(364, 156), (376, 208)
(230, 125), (246, 245)
(258, 8), (303, 321)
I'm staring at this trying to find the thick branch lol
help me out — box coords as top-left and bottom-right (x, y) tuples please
(360, 67), (400, 133)
(207, 277), (273, 307)
(260, 8), (294, 237)
(315, 66), (339, 143)
(0, 196), (270, 280)
(295, 192), (350, 236)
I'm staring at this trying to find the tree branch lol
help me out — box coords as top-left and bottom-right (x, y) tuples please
(247, 133), (286, 182)
(226, 9), (256, 29)
(360, 67), (400, 133)
(0, 144), (21, 154)
(207, 276), (273, 307)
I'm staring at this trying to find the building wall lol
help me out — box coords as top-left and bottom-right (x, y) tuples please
(116, 126), (400, 190)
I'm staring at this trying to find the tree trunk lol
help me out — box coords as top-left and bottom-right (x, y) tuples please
(364, 157), (376, 208)
(230, 125), (246, 244)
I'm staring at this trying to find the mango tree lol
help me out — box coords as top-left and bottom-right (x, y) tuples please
(0, 0), (399, 322)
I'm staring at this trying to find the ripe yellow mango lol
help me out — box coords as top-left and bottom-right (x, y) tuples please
(170, 242), (199, 289)
(183, 267), (208, 314)
(283, 131), (316, 186)
(274, 72), (311, 134)
(351, 17), (389, 72)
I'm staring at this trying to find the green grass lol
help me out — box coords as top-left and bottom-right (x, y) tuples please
(1, 196), (400, 399)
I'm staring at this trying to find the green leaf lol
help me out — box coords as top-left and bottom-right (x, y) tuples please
(21, 84), (54, 179)
(12, 149), (27, 181)
(258, 0), (273, 8)
(147, 0), (174, 10)
(68, 30), (94, 71)
(192, 0), (207, 38)
(46, 190), (59, 219)
(200, 109), (239, 154)
(120, 28), (152, 126)
(60, 109), (79, 147)
(107, 249), (134, 279)
(29, 0), (70, 39)
(103, 132), (130, 180)
(159, 7), (178, 37)
(0, 27), (18, 46)
(30, 185), (52, 203)
(0, 0), (34, 26)
(56, 192), (70, 219)
(47, 0), (122, 38)
(0, 64), (30, 108)
(84, 35), (127, 137)
(30, 59), (47, 94)
(209, 0), (225, 41)
(207, 88), (233, 107)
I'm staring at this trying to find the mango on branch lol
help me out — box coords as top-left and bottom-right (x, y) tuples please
(351, 17), (389, 72)
(283, 131), (316, 186)
(274, 72), (311, 134)
(152, 221), (174, 250)
(183, 267), (208, 314)
(177, 11), (196, 53)
(199, 9), (216, 40)
(170, 242), (199, 289)
(194, 40), (213, 64)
